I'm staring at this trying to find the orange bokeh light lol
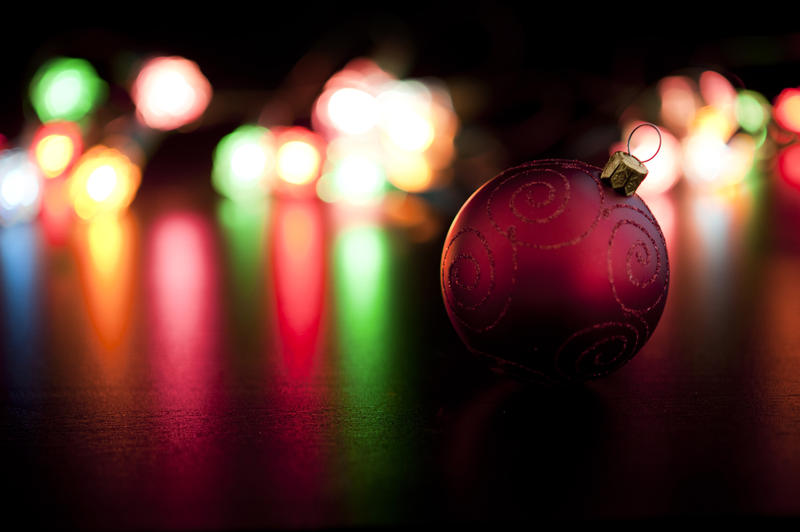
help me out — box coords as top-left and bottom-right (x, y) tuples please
(68, 146), (141, 220)
(30, 121), (82, 178)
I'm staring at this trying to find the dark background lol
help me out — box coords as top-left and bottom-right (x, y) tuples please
(4, 6), (800, 528)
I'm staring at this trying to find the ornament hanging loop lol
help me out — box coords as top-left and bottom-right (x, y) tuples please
(627, 122), (662, 163)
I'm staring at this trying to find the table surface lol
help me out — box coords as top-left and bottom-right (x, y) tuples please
(3, 162), (800, 528)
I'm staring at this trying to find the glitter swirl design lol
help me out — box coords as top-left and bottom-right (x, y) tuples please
(441, 159), (669, 382)
(441, 226), (513, 333)
(554, 321), (642, 379)
(607, 213), (669, 315)
(486, 160), (604, 249)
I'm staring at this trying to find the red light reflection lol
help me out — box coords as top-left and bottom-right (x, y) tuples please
(148, 213), (219, 372)
(270, 199), (326, 379)
(778, 144), (800, 189)
(146, 212), (223, 526)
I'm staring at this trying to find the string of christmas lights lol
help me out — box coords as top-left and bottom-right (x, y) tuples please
(0, 51), (799, 231)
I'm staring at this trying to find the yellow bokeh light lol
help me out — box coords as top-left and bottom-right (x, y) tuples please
(86, 165), (118, 202)
(68, 146), (141, 220)
(692, 106), (736, 141)
(383, 112), (435, 152)
(386, 152), (433, 192)
(36, 134), (74, 178)
(276, 140), (321, 185)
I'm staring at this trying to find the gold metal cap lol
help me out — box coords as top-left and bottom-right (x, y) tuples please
(601, 151), (648, 196)
(602, 122), (662, 196)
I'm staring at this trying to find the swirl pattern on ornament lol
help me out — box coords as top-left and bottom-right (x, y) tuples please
(607, 214), (668, 315)
(554, 321), (642, 379)
(441, 226), (514, 332)
(486, 160), (604, 249)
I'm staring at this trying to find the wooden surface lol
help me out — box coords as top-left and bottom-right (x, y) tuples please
(3, 168), (800, 528)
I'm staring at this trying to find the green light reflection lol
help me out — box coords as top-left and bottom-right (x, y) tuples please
(333, 224), (414, 523)
(217, 198), (269, 366)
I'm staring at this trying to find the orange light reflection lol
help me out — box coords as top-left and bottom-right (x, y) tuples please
(73, 213), (138, 380)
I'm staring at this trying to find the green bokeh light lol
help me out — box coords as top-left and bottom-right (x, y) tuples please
(736, 90), (770, 134)
(29, 58), (106, 123)
(212, 125), (273, 201)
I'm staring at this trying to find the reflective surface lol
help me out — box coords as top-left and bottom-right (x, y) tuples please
(3, 166), (800, 527)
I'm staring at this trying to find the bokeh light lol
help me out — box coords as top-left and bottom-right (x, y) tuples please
(377, 81), (435, 152)
(659, 76), (699, 136)
(132, 56), (212, 131)
(327, 88), (378, 135)
(773, 88), (800, 134)
(212, 125), (275, 201)
(30, 121), (83, 178)
(68, 146), (141, 220)
(736, 90), (770, 134)
(274, 128), (324, 188)
(312, 59), (458, 197)
(318, 152), (386, 205)
(29, 58), (106, 123)
(0, 150), (44, 226)
(385, 151), (432, 193)
(778, 143), (800, 189)
(624, 70), (769, 194)
(692, 105), (736, 140)
(682, 133), (730, 186)
(699, 71), (736, 118)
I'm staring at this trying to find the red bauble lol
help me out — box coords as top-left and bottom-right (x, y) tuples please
(441, 159), (669, 382)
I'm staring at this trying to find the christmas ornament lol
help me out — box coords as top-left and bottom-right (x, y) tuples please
(441, 124), (669, 382)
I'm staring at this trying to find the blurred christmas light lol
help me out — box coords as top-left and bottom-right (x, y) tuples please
(30, 121), (82, 178)
(773, 88), (800, 134)
(699, 71), (736, 117)
(312, 59), (458, 197)
(212, 125), (275, 201)
(683, 133), (730, 185)
(659, 76), (698, 136)
(274, 128), (324, 188)
(378, 81), (435, 152)
(68, 146), (141, 220)
(722, 133), (757, 186)
(778, 144), (800, 188)
(327, 88), (378, 135)
(0, 150), (44, 226)
(736, 90), (770, 134)
(692, 105), (736, 140)
(385, 151), (433, 192)
(132, 56), (212, 131)
(29, 58), (106, 123)
(318, 153), (386, 205)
